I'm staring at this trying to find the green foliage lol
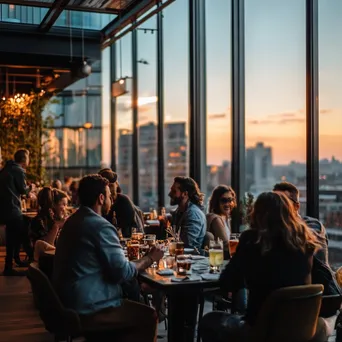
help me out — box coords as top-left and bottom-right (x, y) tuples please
(0, 92), (57, 184)
(240, 192), (254, 228)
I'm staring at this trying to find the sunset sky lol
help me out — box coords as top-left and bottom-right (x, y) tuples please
(113, 0), (342, 166)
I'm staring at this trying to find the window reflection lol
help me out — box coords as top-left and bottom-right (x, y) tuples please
(163, 0), (189, 208)
(138, 16), (158, 211)
(116, 33), (133, 198)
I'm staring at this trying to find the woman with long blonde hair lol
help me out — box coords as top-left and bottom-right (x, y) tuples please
(199, 191), (320, 342)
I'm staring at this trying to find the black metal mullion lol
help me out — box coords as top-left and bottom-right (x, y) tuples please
(132, 28), (139, 205)
(110, 42), (117, 171)
(157, 2), (165, 208)
(231, 0), (245, 233)
(306, 0), (319, 218)
(189, 0), (206, 193)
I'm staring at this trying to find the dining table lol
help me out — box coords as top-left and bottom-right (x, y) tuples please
(139, 257), (224, 342)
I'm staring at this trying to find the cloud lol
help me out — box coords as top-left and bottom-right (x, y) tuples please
(248, 119), (274, 125)
(208, 113), (226, 119)
(268, 112), (297, 118)
(320, 108), (333, 115)
(279, 118), (305, 124)
(248, 117), (305, 125)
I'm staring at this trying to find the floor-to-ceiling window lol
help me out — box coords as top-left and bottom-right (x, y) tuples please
(245, 0), (306, 212)
(137, 17), (158, 211)
(206, 0), (232, 200)
(116, 33), (133, 198)
(319, 0), (342, 269)
(163, 0), (189, 208)
(43, 64), (103, 180)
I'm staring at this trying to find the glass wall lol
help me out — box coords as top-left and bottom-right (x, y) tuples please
(163, 0), (189, 208)
(116, 33), (133, 198)
(137, 17), (158, 211)
(245, 0), (306, 213)
(319, 0), (342, 269)
(206, 0), (232, 199)
(43, 67), (103, 180)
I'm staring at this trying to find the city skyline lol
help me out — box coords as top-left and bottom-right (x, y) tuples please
(114, 0), (342, 166)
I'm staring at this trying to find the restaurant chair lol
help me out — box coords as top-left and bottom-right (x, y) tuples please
(28, 262), (83, 342)
(249, 284), (326, 342)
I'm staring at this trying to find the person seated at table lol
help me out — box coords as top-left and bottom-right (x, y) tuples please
(30, 187), (69, 258)
(99, 168), (144, 237)
(51, 179), (62, 190)
(273, 182), (329, 266)
(199, 191), (322, 342)
(169, 176), (206, 249)
(53, 174), (163, 342)
(207, 185), (236, 259)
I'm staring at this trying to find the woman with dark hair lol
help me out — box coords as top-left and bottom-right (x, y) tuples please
(30, 187), (70, 247)
(207, 185), (236, 257)
(199, 191), (320, 342)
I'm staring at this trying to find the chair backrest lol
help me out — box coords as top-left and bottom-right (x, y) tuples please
(28, 262), (82, 337)
(249, 284), (323, 342)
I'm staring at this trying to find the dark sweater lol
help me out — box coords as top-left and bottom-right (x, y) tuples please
(105, 193), (136, 238)
(220, 229), (313, 325)
(0, 160), (29, 221)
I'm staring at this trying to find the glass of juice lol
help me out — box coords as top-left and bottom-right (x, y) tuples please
(209, 240), (224, 272)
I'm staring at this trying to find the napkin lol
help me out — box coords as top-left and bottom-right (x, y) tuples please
(191, 255), (206, 260)
(171, 275), (201, 282)
(157, 269), (174, 276)
(200, 273), (220, 281)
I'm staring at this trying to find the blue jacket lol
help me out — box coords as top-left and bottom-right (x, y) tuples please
(53, 206), (137, 315)
(172, 201), (206, 249)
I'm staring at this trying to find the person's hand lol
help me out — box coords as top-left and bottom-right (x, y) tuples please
(148, 246), (164, 263)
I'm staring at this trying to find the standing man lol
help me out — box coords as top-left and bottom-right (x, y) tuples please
(168, 176), (206, 249)
(0, 149), (33, 275)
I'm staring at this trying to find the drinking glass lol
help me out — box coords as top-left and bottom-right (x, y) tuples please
(175, 241), (184, 256)
(144, 234), (156, 247)
(229, 233), (240, 257)
(127, 241), (140, 261)
(176, 255), (192, 275)
(132, 231), (144, 243)
(209, 240), (224, 272)
(164, 256), (175, 269)
(168, 241), (177, 256)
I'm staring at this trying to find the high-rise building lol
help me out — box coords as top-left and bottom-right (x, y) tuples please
(246, 142), (275, 195)
(117, 122), (187, 210)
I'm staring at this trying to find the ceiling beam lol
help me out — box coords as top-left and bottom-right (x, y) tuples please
(101, 0), (156, 41)
(38, 0), (70, 32)
(0, 0), (121, 14)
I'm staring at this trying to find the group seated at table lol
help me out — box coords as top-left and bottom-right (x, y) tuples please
(23, 169), (340, 342)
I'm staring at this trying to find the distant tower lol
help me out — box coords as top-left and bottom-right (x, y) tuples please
(246, 142), (275, 195)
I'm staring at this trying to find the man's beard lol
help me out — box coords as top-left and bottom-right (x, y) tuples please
(170, 196), (181, 206)
(101, 203), (110, 216)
